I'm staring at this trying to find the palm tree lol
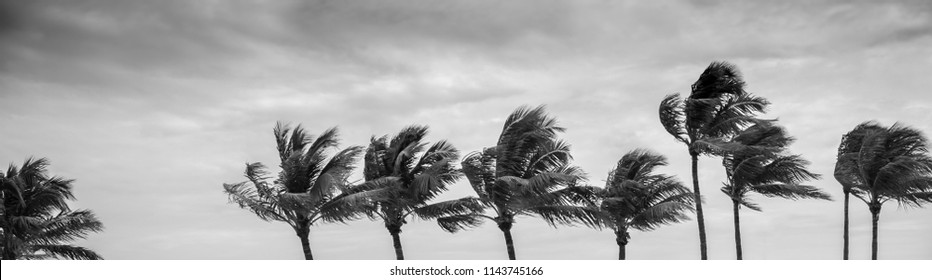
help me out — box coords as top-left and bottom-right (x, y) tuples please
(658, 61), (770, 259)
(593, 149), (694, 260)
(721, 123), (830, 260)
(435, 105), (600, 260)
(834, 122), (884, 260)
(336, 125), (474, 260)
(1, 157), (104, 260)
(222, 122), (364, 260)
(834, 121), (932, 260)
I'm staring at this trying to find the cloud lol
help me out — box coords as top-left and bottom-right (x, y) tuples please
(1, 0), (930, 260)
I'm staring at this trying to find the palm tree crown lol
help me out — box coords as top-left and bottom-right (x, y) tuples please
(222, 122), (364, 260)
(834, 121), (932, 259)
(438, 105), (600, 260)
(721, 123), (830, 259)
(1, 157), (104, 260)
(722, 123), (829, 211)
(338, 125), (472, 260)
(594, 149), (694, 260)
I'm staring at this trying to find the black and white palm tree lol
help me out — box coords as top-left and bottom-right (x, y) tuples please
(1, 157), (104, 260)
(834, 122), (884, 260)
(335, 125), (475, 260)
(435, 105), (600, 260)
(658, 61), (770, 259)
(593, 149), (694, 260)
(223, 122), (364, 260)
(834, 121), (932, 259)
(721, 123), (830, 260)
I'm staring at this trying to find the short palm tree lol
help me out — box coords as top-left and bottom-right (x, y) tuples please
(337, 125), (475, 260)
(435, 105), (600, 260)
(659, 61), (770, 259)
(834, 121), (932, 259)
(594, 149), (694, 260)
(222, 122), (364, 260)
(834, 122), (884, 260)
(1, 157), (104, 260)
(721, 123), (830, 260)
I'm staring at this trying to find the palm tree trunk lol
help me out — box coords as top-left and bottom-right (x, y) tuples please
(615, 230), (628, 260)
(619, 243), (626, 260)
(870, 203), (881, 260)
(732, 200), (742, 260)
(690, 153), (708, 260)
(296, 227), (313, 260)
(1, 240), (16, 260)
(387, 225), (405, 260)
(843, 191), (849, 260)
(2, 235), (16, 259)
(498, 222), (516, 260)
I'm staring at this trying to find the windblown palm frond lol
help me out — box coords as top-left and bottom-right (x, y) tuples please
(1, 157), (104, 260)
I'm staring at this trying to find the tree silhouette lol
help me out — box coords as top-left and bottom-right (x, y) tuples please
(834, 122), (884, 260)
(222, 122), (364, 260)
(335, 125), (474, 260)
(658, 61), (769, 259)
(435, 105), (600, 260)
(593, 149), (694, 260)
(721, 123), (830, 259)
(1, 157), (104, 260)
(834, 121), (932, 259)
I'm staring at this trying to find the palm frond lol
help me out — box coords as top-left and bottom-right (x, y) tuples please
(701, 92), (770, 138)
(629, 199), (693, 231)
(222, 182), (288, 223)
(659, 94), (688, 144)
(436, 214), (487, 233)
(309, 145), (365, 203)
(413, 197), (484, 220)
(750, 183), (832, 201)
(274, 121), (293, 162)
(461, 150), (495, 202)
(735, 198), (762, 212)
(334, 178), (401, 208)
(530, 204), (601, 228)
(28, 244), (103, 260)
(32, 210), (104, 245)
(895, 191), (932, 207)
(496, 105), (565, 177)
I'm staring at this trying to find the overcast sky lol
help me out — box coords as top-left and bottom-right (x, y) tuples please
(1, 0), (930, 260)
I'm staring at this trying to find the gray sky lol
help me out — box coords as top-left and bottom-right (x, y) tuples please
(1, 0), (930, 260)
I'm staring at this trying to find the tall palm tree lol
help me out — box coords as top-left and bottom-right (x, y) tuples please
(1, 157), (104, 260)
(222, 122), (364, 260)
(721, 123), (830, 260)
(593, 149), (694, 260)
(435, 105), (600, 260)
(336, 125), (474, 260)
(833, 122), (884, 260)
(834, 121), (932, 259)
(658, 61), (770, 259)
